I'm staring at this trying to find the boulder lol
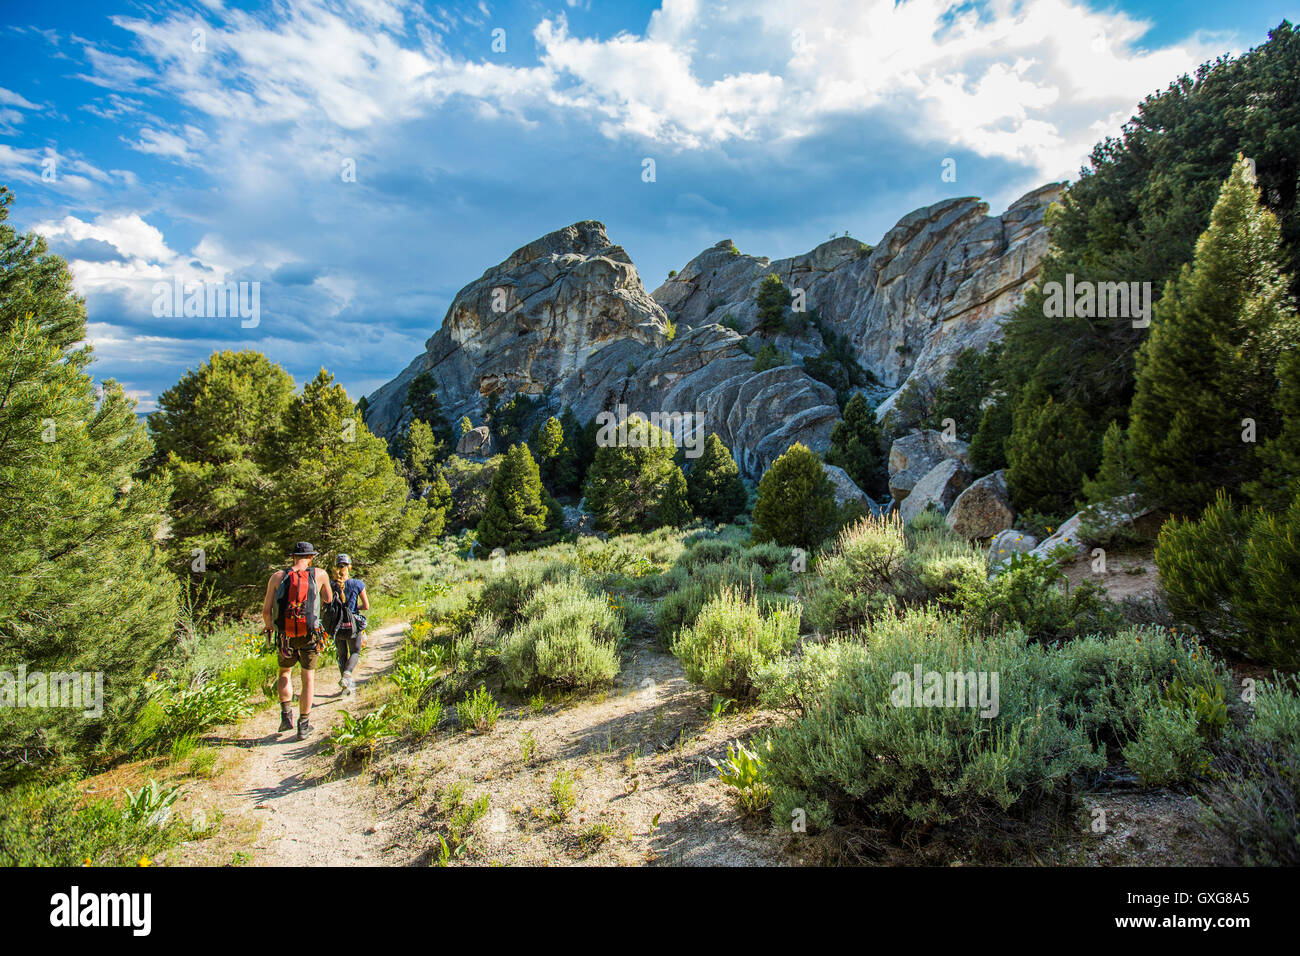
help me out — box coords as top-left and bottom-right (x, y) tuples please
(456, 425), (492, 456)
(987, 529), (1038, 569)
(898, 458), (970, 525)
(887, 430), (970, 502)
(1028, 513), (1088, 563)
(822, 464), (881, 515)
(1028, 495), (1155, 563)
(944, 469), (1013, 539)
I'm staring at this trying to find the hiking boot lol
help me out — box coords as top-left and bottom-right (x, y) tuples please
(297, 715), (313, 740)
(278, 710), (294, 733)
(341, 674), (356, 695)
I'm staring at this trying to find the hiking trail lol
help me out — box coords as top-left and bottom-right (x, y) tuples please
(178, 619), (412, 866)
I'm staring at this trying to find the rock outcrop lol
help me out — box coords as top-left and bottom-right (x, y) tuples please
(456, 425), (492, 457)
(653, 184), (1064, 417)
(367, 182), (1061, 481)
(887, 430), (971, 504)
(822, 464), (880, 514)
(988, 529), (1039, 569)
(899, 458), (971, 525)
(945, 469), (1014, 540)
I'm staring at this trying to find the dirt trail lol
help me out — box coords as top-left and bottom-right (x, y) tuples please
(179, 620), (414, 866)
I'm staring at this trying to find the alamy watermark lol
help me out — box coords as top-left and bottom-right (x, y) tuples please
(890, 666), (1000, 718)
(1, 665), (103, 718)
(1042, 273), (1151, 328)
(594, 404), (704, 458)
(152, 277), (260, 328)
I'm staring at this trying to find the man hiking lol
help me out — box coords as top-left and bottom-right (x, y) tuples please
(262, 542), (334, 740)
(328, 554), (370, 696)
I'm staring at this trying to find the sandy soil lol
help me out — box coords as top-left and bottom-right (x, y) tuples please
(172, 619), (416, 866)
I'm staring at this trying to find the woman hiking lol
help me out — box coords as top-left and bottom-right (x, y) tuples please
(330, 554), (369, 695)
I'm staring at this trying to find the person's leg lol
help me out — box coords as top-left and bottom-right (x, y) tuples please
(336, 637), (348, 677)
(276, 664), (294, 731)
(343, 634), (362, 677)
(300, 666), (315, 717)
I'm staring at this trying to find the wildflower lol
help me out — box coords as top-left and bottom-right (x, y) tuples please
(138, 856), (153, 867)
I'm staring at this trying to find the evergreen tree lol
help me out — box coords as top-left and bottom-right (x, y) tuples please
(1083, 420), (1143, 506)
(752, 443), (839, 551)
(477, 443), (549, 550)
(924, 346), (999, 441)
(583, 415), (687, 532)
(404, 371), (452, 460)
(1248, 349), (1300, 511)
(755, 273), (791, 335)
(969, 398), (1012, 476)
(651, 465), (694, 528)
(687, 433), (748, 522)
(993, 24), (1300, 507)
(534, 415), (576, 494)
(260, 370), (421, 567)
(419, 465), (453, 539)
(146, 350), (294, 602)
(0, 187), (177, 764)
(458, 415), (473, 436)
(1127, 157), (1299, 515)
(1004, 379), (1099, 516)
(402, 419), (439, 487)
(824, 392), (887, 498)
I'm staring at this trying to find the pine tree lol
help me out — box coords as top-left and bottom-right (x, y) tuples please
(476, 443), (549, 549)
(969, 398), (1012, 476)
(583, 415), (687, 532)
(404, 371), (453, 460)
(420, 465), (453, 539)
(403, 419), (439, 487)
(458, 416), (473, 436)
(1083, 420), (1143, 506)
(687, 433), (748, 522)
(925, 346), (999, 441)
(824, 392), (887, 498)
(0, 187), (177, 764)
(752, 443), (839, 551)
(652, 466), (694, 527)
(146, 350), (294, 603)
(755, 273), (791, 335)
(1128, 157), (1299, 516)
(260, 370), (422, 568)
(534, 415), (576, 494)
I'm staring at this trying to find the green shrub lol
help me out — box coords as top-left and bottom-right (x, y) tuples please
(0, 780), (192, 866)
(500, 578), (621, 692)
(766, 610), (1103, 838)
(327, 704), (399, 764)
(743, 542), (792, 572)
(478, 559), (568, 626)
(161, 680), (254, 739)
(672, 589), (801, 699)
(957, 552), (1121, 643)
(1121, 702), (1210, 786)
(754, 640), (864, 715)
(456, 685), (502, 733)
(1048, 628), (1229, 752)
(681, 537), (743, 568)
(1157, 490), (1300, 668)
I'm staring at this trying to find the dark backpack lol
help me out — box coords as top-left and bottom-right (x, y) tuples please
(274, 567), (321, 649)
(322, 592), (356, 639)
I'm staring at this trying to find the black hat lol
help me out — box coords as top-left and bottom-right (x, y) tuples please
(291, 542), (316, 556)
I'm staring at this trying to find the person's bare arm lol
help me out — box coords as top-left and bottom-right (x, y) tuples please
(358, 586), (370, 612)
(262, 572), (282, 633)
(318, 568), (334, 605)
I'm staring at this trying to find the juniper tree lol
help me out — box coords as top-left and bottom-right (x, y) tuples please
(687, 433), (748, 522)
(404, 371), (453, 460)
(0, 187), (177, 766)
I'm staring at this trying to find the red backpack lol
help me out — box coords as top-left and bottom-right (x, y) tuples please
(275, 567), (321, 648)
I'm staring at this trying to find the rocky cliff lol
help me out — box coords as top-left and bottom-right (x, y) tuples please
(365, 184), (1062, 479)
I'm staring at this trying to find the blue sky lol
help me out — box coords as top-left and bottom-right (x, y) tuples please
(1, 0), (1294, 411)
